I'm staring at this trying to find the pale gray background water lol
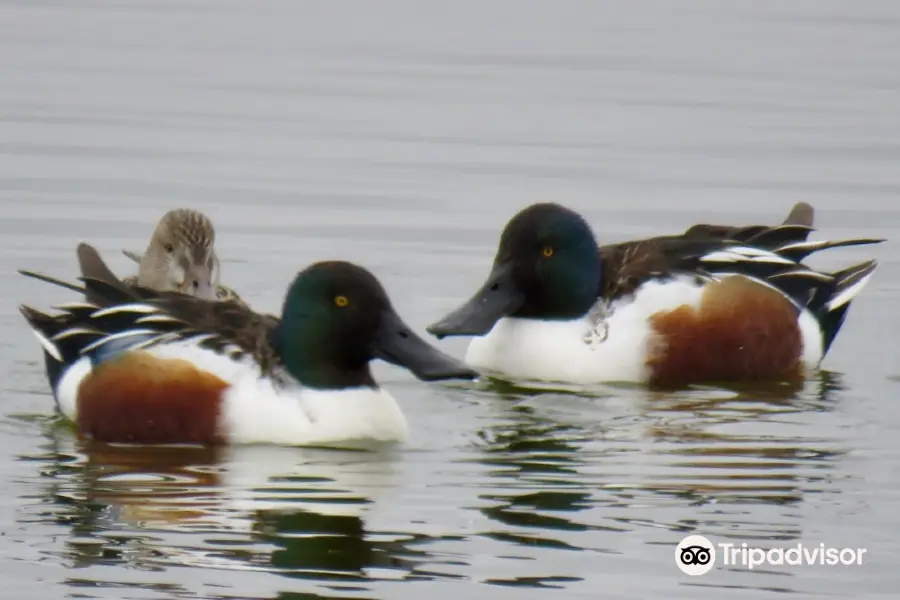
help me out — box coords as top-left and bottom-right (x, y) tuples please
(1, 1), (899, 598)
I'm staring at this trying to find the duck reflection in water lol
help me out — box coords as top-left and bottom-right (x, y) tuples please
(27, 430), (468, 587)
(470, 371), (847, 560)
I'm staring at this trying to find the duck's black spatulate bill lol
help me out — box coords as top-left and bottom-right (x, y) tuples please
(373, 309), (478, 381)
(426, 263), (524, 339)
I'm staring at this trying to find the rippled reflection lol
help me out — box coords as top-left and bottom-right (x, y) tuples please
(469, 372), (848, 568)
(17, 426), (478, 598)
(477, 404), (600, 553)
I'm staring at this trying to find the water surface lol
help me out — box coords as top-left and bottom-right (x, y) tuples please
(1, 1), (899, 598)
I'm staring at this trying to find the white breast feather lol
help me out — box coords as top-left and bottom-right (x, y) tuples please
(54, 339), (410, 448)
(465, 276), (707, 385)
(464, 273), (825, 385)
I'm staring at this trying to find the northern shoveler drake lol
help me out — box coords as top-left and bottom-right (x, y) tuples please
(18, 247), (476, 448)
(426, 202), (883, 388)
(119, 208), (244, 304)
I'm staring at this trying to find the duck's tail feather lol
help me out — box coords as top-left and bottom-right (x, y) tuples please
(808, 259), (879, 355)
(17, 269), (86, 295)
(18, 242), (138, 306)
(75, 243), (138, 305)
(682, 202), (816, 242)
(19, 306), (68, 364)
(19, 305), (66, 394)
(19, 305), (104, 391)
(824, 260), (879, 311)
(773, 237), (885, 264)
(782, 202), (815, 227)
(765, 268), (834, 307)
(741, 224), (816, 248)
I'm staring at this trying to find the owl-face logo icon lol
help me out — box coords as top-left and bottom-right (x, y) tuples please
(675, 535), (716, 575)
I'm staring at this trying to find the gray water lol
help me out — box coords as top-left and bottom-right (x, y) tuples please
(1, 1), (899, 598)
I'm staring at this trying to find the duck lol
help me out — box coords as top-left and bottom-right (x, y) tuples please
(18, 209), (247, 308)
(18, 245), (477, 449)
(426, 202), (883, 388)
(120, 208), (244, 304)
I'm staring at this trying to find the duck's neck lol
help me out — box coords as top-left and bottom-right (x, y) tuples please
(270, 322), (377, 391)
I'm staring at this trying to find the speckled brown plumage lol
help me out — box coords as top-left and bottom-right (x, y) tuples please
(159, 208), (215, 252)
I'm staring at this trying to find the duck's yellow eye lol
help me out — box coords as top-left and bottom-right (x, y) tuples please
(542, 246), (554, 258)
(334, 295), (349, 308)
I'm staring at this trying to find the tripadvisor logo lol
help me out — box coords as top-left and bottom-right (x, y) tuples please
(676, 535), (716, 576)
(675, 535), (868, 575)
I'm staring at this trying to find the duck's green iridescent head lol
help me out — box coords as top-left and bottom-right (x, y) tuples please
(274, 261), (477, 389)
(427, 203), (602, 338)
